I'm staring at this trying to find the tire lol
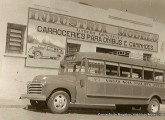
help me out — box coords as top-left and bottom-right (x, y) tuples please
(28, 55), (33, 58)
(47, 91), (70, 114)
(147, 98), (160, 114)
(34, 52), (41, 59)
(116, 105), (132, 113)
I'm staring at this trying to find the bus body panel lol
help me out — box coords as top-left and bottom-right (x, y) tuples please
(82, 74), (165, 105)
(21, 52), (165, 111)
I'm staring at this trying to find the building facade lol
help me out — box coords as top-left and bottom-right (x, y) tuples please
(0, 0), (165, 100)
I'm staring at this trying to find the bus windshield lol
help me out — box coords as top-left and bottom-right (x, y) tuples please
(60, 61), (85, 73)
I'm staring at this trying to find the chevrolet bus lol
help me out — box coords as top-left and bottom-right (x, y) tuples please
(21, 52), (165, 114)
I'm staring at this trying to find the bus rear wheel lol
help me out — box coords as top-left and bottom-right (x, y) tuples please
(142, 98), (160, 114)
(47, 91), (70, 114)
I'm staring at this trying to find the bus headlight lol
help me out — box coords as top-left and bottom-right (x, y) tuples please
(27, 81), (31, 86)
(41, 81), (47, 86)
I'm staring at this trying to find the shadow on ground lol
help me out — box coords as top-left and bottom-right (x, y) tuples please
(23, 105), (143, 115)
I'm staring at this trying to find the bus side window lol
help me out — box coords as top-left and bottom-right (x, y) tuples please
(144, 68), (154, 80)
(154, 70), (164, 82)
(132, 66), (143, 79)
(88, 60), (104, 75)
(106, 62), (118, 76)
(120, 64), (131, 78)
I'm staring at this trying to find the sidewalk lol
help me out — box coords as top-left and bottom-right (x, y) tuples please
(0, 99), (30, 108)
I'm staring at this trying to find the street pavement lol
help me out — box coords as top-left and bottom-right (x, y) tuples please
(1, 101), (165, 120)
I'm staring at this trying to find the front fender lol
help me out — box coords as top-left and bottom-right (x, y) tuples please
(147, 94), (162, 104)
(42, 75), (76, 103)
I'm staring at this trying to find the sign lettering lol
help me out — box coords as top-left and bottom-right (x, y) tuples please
(28, 8), (159, 52)
(89, 77), (165, 88)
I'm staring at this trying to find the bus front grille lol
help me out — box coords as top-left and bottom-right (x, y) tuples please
(28, 83), (42, 94)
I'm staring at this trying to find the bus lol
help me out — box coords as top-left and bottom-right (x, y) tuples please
(28, 43), (64, 60)
(20, 52), (165, 114)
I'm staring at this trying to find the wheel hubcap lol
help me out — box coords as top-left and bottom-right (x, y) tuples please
(53, 95), (67, 110)
(35, 52), (40, 58)
(151, 101), (159, 113)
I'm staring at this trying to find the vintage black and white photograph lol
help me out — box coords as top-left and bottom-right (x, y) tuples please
(1, 0), (165, 120)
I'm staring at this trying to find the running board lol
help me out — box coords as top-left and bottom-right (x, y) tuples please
(69, 103), (115, 109)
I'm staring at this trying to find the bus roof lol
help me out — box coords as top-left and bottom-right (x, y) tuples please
(67, 52), (165, 70)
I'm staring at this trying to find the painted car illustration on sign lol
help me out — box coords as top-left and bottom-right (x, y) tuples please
(28, 44), (64, 60)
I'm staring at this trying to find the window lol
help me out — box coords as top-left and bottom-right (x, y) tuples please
(6, 23), (26, 53)
(106, 62), (119, 76)
(144, 68), (153, 80)
(66, 62), (81, 72)
(120, 64), (131, 78)
(67, 43), (81, 54)
(58, 49), (62, 52)
(47, 46), (55, 51)
(132, 66), (143, 79)
(143, 53), (152, 61)
(38, 44), (45, 49)
(58, 49), (63, 54)
(154, 70), (164, 82)
(96, 47), (130, 57)
(88, 60), (104, 75)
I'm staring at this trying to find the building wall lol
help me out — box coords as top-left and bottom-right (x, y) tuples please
(0, 0), (59, 99)
(0, 0), (165, 100)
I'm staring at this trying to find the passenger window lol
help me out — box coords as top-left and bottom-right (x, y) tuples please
(120, 64), (131, 78)
(38, 45), (45, 49)
(88, 60), (104, 75)
(47, 46), (54, 51)
(154, 70), (164, 82)
(67, 62), (81, 72)
(144, 68), (153, 80)
(74, 64), (81, 72)
(106, 62), (118, 76)
(132, 66), (143, 79)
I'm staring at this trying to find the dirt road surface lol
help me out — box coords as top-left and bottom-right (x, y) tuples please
(0, 105), (165, 120)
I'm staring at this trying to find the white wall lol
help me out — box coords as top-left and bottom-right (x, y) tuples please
(0, 0), (59, 100)
(152, 22), (165, 63)
(0, 0), (165, 100)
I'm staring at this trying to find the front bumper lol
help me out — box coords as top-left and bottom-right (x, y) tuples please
(20, 94), (46, 101)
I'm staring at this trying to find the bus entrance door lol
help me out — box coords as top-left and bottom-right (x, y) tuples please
(75, 74), (86, 104)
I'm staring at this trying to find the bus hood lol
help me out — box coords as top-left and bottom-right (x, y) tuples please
(32, 74), (76, 85)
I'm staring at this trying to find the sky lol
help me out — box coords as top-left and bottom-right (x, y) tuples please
(67, 0), (165, 24)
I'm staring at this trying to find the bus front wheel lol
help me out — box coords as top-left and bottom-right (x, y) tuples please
(47, 91), (70, 114)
